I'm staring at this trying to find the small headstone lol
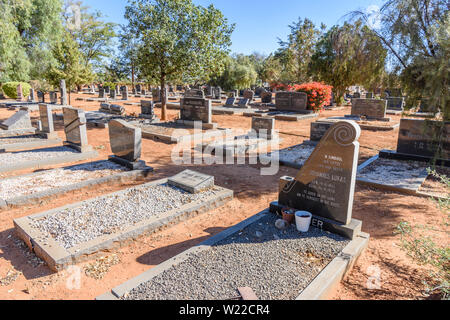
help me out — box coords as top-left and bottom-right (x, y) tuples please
(28, 88), (36, 102)
(140, 100), (156, 119)
(396, 118), (449, 160)
(168, 169), (214, 193)
(387, 97), (405, 111)
(62, 107), (91, 152)
(350, 99), (387, 119)
(365, 92), (373, 99)
(252, 117), (275, 140)
(275, 92), (308, 112)
(353, 92), (360, 99)
(184, 89), (205, 99)
(310, 121), (335, 142)
(224, 97), (236, 107)
(213, 87), (222, 100)
(60, 80), (68, 105)
(276, 120), (362, 239)
(50, 91), (58, 104)
(243, 90), (255, 101)
(121, 87), (129, 100)
(16, 84), (24, 101)
(0, 109), (33, 130)
(99, 87), (105, 99)
(261, 91), (273, 104)
(110, 90), (116, 99)
(38, 104), (55, 133)
(237, 98), (249, 108)
(37, 91), (45, 103)
(109, 119), (142, 163)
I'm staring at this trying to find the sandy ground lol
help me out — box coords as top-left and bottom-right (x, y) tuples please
(0, 92), (447, 300)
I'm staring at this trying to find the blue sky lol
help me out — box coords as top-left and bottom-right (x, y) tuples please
(83, 0), (384, 55)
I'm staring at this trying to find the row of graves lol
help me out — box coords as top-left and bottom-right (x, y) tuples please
(96, 120), (369, 300)
(3, 110), (370, 299)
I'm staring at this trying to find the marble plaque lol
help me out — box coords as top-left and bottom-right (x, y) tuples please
(109, 119), (141, 162)
(168, 169), (214, 193)
(278, 120), (361, 225)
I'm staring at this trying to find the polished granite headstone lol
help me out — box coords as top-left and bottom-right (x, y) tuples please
(261, 91), (273, 104)
(272, 120), (362, 239)
(396, 118), (449, 161)
(38, 104), (58, 139)
(275, 92), (308, 113)
(108, 119), (148, 170)
(0, 109), (33, 130)
(224, 97), (236, 106)
(63, 107), (92, 152)
(139, 100), (157, 120)
(37, 91), (45, 103)
(350, 99), (387, 120)
(252, 116), (275, 139)
(50, 91), (58, 104)
(184, 89), (205, 99)
(243, 90), (255, 101)
(387, 97), (405, 110)
(180, 97), (212, 123)
(237, 98), (249, 107)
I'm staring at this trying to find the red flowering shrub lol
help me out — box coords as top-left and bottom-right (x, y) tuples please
(294, 82), (333, 112)
(270, 83), (294, 92)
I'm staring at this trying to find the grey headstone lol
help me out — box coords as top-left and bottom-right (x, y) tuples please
(261, 91), (273, 104)
(243, 90), (255, 101)
(168, 170), (214, 193)
(237, 98), (249, 107)
(180, 98), (212, 123)
(29, 88), (36, 102)
(351, 99), (387, 119)
(275, 92), (308, 112)
(109, 119), (141, 162)
(16, 84), (23, 101)
(63, 107), (89, 150)
(140, 100), (155, 119)
(39, 104), (55, 133)
(50, 91), (58, 104)
(365, 92), (373, 99)
(278, 120), (361, 225)
(37, 91), (45, 103)
(185, 89), (205, 99)
(110, 90), (116, 99)
(60, 80), (68, 105)
(225, 97), (236, 106)
(99, 87), (105, 98)
(0, 109), (32, 130)
(387, 97), (405, 111)
(252, 117), (275, 139)
(397, 119), (449, 160)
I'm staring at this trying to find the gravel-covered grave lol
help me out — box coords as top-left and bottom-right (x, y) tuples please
(121, 213), (349, 300)
(358, 158), (428, 186)
(0, 160), (127, 201)
(29, 184), (221, 250)
(0, 135), (46, 145)
(265, 144), (315, 168)
(0, 146), (80, 164)
(128, 121), (207, 136)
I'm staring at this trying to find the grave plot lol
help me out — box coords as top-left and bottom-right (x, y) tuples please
(316, 116), (399, 133)
(14, 170), (233, 271)
(0, 108), (37, 137)
(1, 119), (152, 209)
(98, 212), (367, 301)
(357, 118), (449, 195)
(0, 107), (98, 173)
(262, 144), (316, 169)
(0, 104), (61, 152)
(198, 117), (281, 156)
(99, 122), (369, 300)
(345, 98), (390, 121)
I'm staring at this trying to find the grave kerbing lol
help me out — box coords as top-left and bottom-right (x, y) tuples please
(270, 120), (363, 239)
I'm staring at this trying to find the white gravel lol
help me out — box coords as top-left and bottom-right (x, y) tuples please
(122, 214), (349, 300)
(30, 184), (220, 249)
(0, 146), (78, 164)
(358, 158), (428, 185)
(0, 160), (127, 200)
(274, 144), (315, 166)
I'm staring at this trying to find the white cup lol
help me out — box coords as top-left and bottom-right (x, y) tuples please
(295, 211), (312, 233)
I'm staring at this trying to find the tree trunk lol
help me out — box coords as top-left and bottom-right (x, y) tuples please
(161, 74), (167, 121)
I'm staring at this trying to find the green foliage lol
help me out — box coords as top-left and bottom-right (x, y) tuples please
(124, 0), (234, 119)
(309, 20), (387, 104)
(211, 54), (259, 90)
(2, 82), (31, 99)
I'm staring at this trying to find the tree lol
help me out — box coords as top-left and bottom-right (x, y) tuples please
(276, 18), (325, 83)
(349, 0), (449, 118)
(310, 20), (387, 104)
(46, 30), (93, 104)
(0, 0), (64, 82)
(210, 55), (258, 90)
(124, 0), (234, 120)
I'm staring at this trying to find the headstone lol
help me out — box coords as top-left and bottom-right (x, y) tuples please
(237, 98), (249, 108)
(275, 120), (362, 239)
(224, 97), (236, 107)
(0, 109), (33, 130)
(243, 90), (255, 101)
(206, 86), (213, 97)
(310, 121), (335, 142)
(16, 84), (23, 101)
(121, 87), (128, 100)
(213, 87), (222, 100)
(110, 90), (116, 99)
(168, 169), (214, 193)
(29, 88), (36, 102)
(180, 97), (212, 123)
(353, 92), (360, 99)
(140, 100), (156, 119)
(275, 92), (308, 112)
(50, 91), (58, 104)
(104, 86), (110, 94)
(115, 85), (120, 95)
(136, 84), (142, 93)
(387, 88), (402, 97)
(252, 117), (275, 140)
(184, 89), (205, 99)
(60, 80), (68, 105)
(37, 91), (45, 103)
(350, 99), (387, 119)
(62, 107), (91, 152)
(365, 92), (373, 99)
(38, 104), (55, 133)
(387, 97), (405, 111)
(396, 119), (449, 160)
(261, 91), (273, 104)
(99, 87), (105, 99)
(108, 119), (143, 166)
(110, 104), (125, 115)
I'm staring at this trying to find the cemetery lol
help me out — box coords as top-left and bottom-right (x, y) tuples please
(0, 0), (448, 305)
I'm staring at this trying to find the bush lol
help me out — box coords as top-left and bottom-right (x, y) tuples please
(294, 82), (333, 112)
(2, 82), (31, 99)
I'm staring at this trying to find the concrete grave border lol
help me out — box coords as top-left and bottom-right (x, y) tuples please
(0, 160), (153, 210)
(0, 128), (37, 137)
(243, 111), (319, 122)
(0, 148), (98, 173)
(0, 136), (61, 152)
(140, 124), (231, 144)
(14, 176), (233, 272)
(96, 210), (369, 301)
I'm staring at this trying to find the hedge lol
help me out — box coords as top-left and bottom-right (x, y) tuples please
(1, 82), (31, 99)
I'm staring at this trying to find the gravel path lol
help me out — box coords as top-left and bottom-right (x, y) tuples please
(0, 146), (78, 164)
(0, 161), (126, 200)
(30, 184), (220, 249)
(0, 135), (44, 145)
(273, 144), (315, 166)
(122, 214), (349, 300)
(358, 158), (428, 185)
